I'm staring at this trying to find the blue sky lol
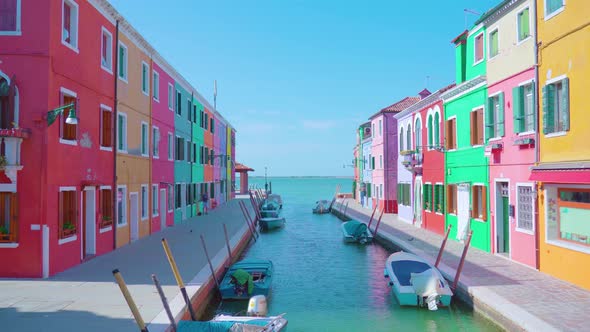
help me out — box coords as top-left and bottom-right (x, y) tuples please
(109, 0), (500, 177)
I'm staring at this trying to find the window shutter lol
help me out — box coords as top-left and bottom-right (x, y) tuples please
(513, 86), (524, 133)
(10, 193), (18, 239)
(58, 191), (64, 238)
(482, 187), (487, 221)
(471, 188), (476, 219)
(428, 116), (433, 147)
(561, 78), (570, 131)
(523, 8), (530, 38)
(498, 93), (505, 137)
(477, 110), (484, 145)
(542, 85), (555, 134)
(470, 111), (476, 145)
(531, 82), (537, 131)
(485, 97), (494, 140)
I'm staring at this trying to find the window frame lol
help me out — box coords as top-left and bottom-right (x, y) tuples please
(116, 185), (127, 227)
(0, 192), (18, 245)
(118, 42), (128, 83)
(152, 126), (160, 159)
(516, 7), (531, 44)
(424, 183), (432, 212)
(140, 184), (148, 220)
(61, 0), (79, 53)
(544, 0), (565, 21)
(447, 184), (457, 215)
(434, 183), (444, 215)
(99, 104), (113, 151)
(100, 27), (113, 74)
(167, 184), (174, 213)
(152, 70), (160, 102)
(515, 183), (535, 235)
(473, 32), (484, 65)
(141, 62), (149, 96)
(0, 0), (21, 36)
(58, 186), (78, 243)
(543, 75), (569, 137)
(140, 121), (149, 157)
(59, 87), (78, 145)
(168, 83), (174, 111)
(152, 184), (159, 217)
(445, 116), (457, 151)
(488, 28), (499, 59)
(487, 92), (503, 141)
(472, 184), (488, 222)
(99, 186), (113, 230)
(167, 132), (173, 161)
(117, 112), (128, 153)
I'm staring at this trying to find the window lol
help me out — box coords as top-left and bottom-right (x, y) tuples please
(0, 76), (17, 129)
(210, 182), (215, 199)
(399, 127), (404, 151)
(176, 91), (182, 116)
(141, 62), (149, 95)
(445, 118), (457, 150)
(379, 155), (383, 169)
(554, 189), (590, 246)
(99, 188), (113, 228)
(175, 136), (185, 161)
(210, 150), (215, 166)
(0, 0), (20, 34)
(424, 184), (432, 211)
(193, 143), (197, 163)
(427, 115), (433, 148)
(415, 118), (422, 151)
(545, 0), (564, 18)
(168, 132), (173, 160)
(397, 183), (410, 206)
(434, 184), (444, 214)
(516, 185), (534, 232)
(543, 78), (569, 134)
(193, 105), (197, 124)
(168, 83), (174, 110)
(371, 156), (375, 170)
(486, 95), (504, 140)
(187, 100), (192, 121)
(186, 184), (190, 206)
(153, 71), (160, 101)
(470, 108), (484, 145)
(101, 28), (113, 72)
(513, 82), (536, 133)
(141, 185), (148, 220)
(200, 110), (204, 128)
(117, 113), (127, 152)
(100, 105), (112, 149)
(60, 91), (77, 141)
(379, 119), (382, 136)
(118, 42), (128, 81)
(59, 188), (77, 239)
(372, 123), (375, 137)
(62, 0), (78, 50)
(167, 184), (173, 212)
(141, 122), (148, 157)
(200, 146), (204, 164)
(447, 184), (457, 214)
(152, 126), (160, 158)
(434, 112), (440, 146)
(0, 192), (17, 243)
(117, 186), (127, 226)
(474, 33), (484, 63)
(205, 113), (209, 130)
(152, 185), (159, 217)
(175, 184), (181, 209)
(472, 185), (487, 221)
(406, 124), (412, 150)
(489, 29), (499, 58)
(517, 8), (530, 42)
(186, 140), (192, 163)
(210, 118), (215, 133)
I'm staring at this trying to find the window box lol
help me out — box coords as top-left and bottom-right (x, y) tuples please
(514, 138), (535, 146)
(491, 143), (503, 150)
(61, 222), (76, 238)
(99, 216), (113, 229)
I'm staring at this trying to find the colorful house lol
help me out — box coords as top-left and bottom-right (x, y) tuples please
(441, 23), (490, 252)
(476, 0), (537, 267)
(173, 81), (192, 223)
(369, 96), (422, 213)
(533, 0), (590, 290)
(360, 123), (373, 209)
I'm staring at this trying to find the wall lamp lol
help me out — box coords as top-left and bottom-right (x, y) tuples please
(47, 102), (78, 126)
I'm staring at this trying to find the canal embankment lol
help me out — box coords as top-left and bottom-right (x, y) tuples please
(334, 198), (590, 332)
(0, 198), (255, 332)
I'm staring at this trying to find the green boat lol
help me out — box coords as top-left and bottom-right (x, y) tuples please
(341, 220), (373, 244)
(219, 260), (274, 300)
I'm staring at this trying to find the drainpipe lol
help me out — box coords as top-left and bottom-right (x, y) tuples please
(112, 20), (119, 250)
(190, 92), (193, 215)
(533, 0), (540, 270)
(384, 115), (389, 213)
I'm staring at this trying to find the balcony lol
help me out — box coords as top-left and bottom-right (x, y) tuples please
(0, 128), (29, 183)
(400, 148), (423, 174)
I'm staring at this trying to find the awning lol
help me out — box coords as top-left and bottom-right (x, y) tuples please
(529, 169), (590, 184)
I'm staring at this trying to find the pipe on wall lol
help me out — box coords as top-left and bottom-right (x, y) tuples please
(533, 0), (540, 271)
(112, 20), (119, 250)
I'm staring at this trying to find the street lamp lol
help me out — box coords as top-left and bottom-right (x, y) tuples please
(46, 102), (78, 126)
(264, 166), (268, 192)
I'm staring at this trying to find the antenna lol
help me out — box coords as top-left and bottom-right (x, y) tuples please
(213, 80), (217, 110)
(464, 9), (481, 29)
(425, 76), (430, 90)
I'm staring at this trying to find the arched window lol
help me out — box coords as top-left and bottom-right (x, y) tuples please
(407, 123), (412, 151)
(434, 112), (440, 146)
(0, 73), (17, 129)
(415, 118), (421, 151)
(399, 127), (404, 151)
(427, 114), (433, 148)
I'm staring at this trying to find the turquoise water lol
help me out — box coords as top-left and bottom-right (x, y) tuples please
(208, 177), (501, 331)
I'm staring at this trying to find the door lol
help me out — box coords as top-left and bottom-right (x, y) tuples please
(414, 177), (423, 228)
(130, 193), (139, 242)
(456, 183), (470, 241)
(181, 184), (187, 220)
(160, 188), (167, 230)
(496, 182), (510, 254)
(83, 188), (96, 257)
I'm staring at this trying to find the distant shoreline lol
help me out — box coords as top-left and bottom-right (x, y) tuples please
(249, 176), (353, 179)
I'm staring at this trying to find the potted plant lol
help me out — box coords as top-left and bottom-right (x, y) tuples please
(0, 156), (7, 170)
(62, 221), (76, 237)
(101, 215), (112, 227)
(0, 226), (8, 235)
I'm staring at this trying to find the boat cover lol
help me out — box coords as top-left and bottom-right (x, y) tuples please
(391, 260), (432, 286)
(178, 320), (270, 332)
(232, 269), (254, 295)
(344, 221), (368, 239)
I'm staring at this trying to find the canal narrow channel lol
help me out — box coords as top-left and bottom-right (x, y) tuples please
(206, 177), (501, 331)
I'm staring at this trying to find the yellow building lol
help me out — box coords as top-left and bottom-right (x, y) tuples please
(532, 0), (590, 290)
(115, 25), (153, 247)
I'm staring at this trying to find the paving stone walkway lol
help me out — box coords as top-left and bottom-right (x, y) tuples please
(0, 199), (253, 332)
(335, 198), (590, 332)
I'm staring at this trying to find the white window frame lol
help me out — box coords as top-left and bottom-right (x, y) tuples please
(153, 70), (160, 102)
(0, 0), (21, 36)
(59, 87), (78, 146)
(141, 121), (149, 157)
(516, 6), (532, 45)
(379, 119), (382, 136)
(141, 62), (149, 96)
(168, 132), (173, 161)
(167, 185), (174, 213)
(515, 183), (535, 235)
(118, 42), (128, 83)
(488, 27), (499, 60)
(152, 184), (159, 217)
(99, 104), (113, 151)
(486, 91), (503, 142)
(518, 79), (536, 135)
(544, 74), (568, 138)
(61, 0), (79, 53)
(117, 112), (128, 153)
(168, 83), (174, 111)
(116, 185), (127, 227)
(473, 31), (485, 66)
(140, 184), (148, 220)
(152, 126), (160, 159)
(472, 183), (487, 222)
(100, 27), (113, 74)
(544, 0), (565, 21)
(58, 186), (78, 244)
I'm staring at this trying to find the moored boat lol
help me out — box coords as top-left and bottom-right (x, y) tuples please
(312, 200), (331, 214)
(341, 220), (373, 244)
(266, 194), (283, 209)
(259, 217), (286, 231)
(383, 251), (453, 310)
(260, 200), (281, 218)
(219, 260), (274, 300)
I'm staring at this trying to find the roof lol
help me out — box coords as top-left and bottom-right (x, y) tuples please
(235, 163), (254, 172)
(451, 30), (469, 45)
(474, 0), (523, 26)
(394, 83), (456, 120)
(369, 96), (423, 119)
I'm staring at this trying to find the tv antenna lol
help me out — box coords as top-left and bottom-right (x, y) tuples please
(464, 9), (481, 29)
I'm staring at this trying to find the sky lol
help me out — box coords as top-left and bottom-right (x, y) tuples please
(108, 0), (500, 177)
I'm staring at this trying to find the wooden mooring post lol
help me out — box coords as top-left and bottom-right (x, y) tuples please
(200, 234), (220, 289)
(223, 223), (232, 262)
(112, 269), (149, 332)
(367, 205), (378, 229)
(161, 238), (197, 321)
(372, 208), (385, 234)
(151, 274), (177, 332)
(452, 230), (473, 291)
(239, 201), (258, 241)
(435, 225), (452, 268)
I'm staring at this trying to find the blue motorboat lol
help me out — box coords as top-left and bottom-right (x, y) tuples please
(259, 216), (286, 231)
(341, 220), (373, 244)
(219, 260), (274, 300)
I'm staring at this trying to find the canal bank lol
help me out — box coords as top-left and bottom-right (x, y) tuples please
(335, 198), (590, 332)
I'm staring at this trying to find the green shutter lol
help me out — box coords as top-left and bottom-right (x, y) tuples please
(513, 86), (524, 133)
(561, 78), (570, 131)
(485, 97), (494, 140)
(434, 113), (440, 146)
(523, 8), (530, 39)
(406, 184), (410, 206)
(531, 81), (537, 131)
(428, 115), (433, 147)
(498, 92), (505, 137)
(542, 85), (555, 134)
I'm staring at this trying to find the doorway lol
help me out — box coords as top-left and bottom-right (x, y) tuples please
(456, 183), (470, 242)
(83, 188), (96, 259)
(130, 192), (139, 242)
(496, 182), (510, 254)
(160, 188), (167, 230)
(414, 176), (423, 228)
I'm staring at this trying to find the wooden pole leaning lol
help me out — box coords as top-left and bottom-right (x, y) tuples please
(367, 205), (378, 229)
(243, 201), (259, 232)
(452, 230), (474, 291)
(223, 223), (233, 263)
(435, 225), (452, 268)
(112, 269), (149, 332)
(373, 208), (385, 234)
(239, 201), (258, 240)
(200, 234), (220, 289)
(151, 274), (177, 332)
(161, 238), (197, 321)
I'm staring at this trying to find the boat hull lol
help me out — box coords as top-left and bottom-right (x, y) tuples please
(219, 260), (274, 300)
(341, 222), (374, 244)
(259, 217), (285, 230)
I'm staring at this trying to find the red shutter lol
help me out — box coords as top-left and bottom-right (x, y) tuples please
(58, 191), (64, 239)
(10, 192), (18, 242)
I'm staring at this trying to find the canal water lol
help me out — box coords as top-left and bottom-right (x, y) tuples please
(207, 177), (501, 331)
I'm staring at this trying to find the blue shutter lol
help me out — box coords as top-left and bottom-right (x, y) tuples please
(542, 85), (555, 134)
(513, 86), (524, 133)
(498, 92), (505, 137)
(485, 97), (494, 140)
(561, 78), (570, 131)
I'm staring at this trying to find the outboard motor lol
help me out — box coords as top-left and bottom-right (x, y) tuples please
(247, 295), (268, 317)
(410, 269), (440, 311)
